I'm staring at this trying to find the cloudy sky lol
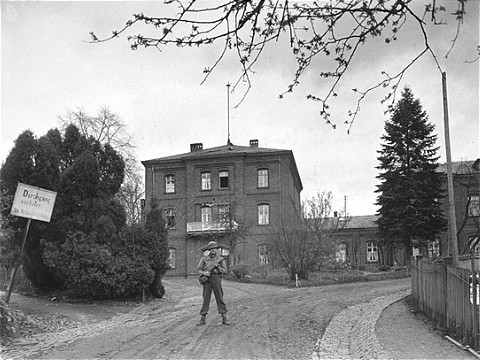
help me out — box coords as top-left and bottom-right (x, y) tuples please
(1, 1), (478, 216)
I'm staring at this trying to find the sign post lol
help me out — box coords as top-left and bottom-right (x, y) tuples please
(5, 183), (57, 303)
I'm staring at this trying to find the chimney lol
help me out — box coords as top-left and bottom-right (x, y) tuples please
(249, 139), (259, 148)
(190, 143), (203, 152)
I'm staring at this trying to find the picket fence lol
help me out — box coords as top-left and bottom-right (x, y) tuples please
(411, 257), (480, 351)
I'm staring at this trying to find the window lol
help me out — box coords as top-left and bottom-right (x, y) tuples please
(366, 242), (378, 262)
(258, 244), (271, 265)
(258, 169), (269, 188)
(258, 204), (270, 225)
(165, 175), (175, 193)
(218, 205), (228, 223)
(428, 240), (440, 258)
(201, 206), (212, 223)
(469, 236), (480, 255)
(335, 243), (347, 262)
(165, 209), (175, 229)
(201, 172), (211, 190)
(168, 248), (176, 269)
(219, 171), (229, 189)
(468, 195), (480, 217)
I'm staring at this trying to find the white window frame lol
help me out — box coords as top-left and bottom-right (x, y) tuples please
(219, 171), (229, 189)
(469, 236), (480, 255)
(201, 172), (211, 190)
(428, 239), (440, 258)
(366, 242), (378, 262)
(165, 175), (175, 193)
(258, 204), (270, 225)
(201, 207), (212, 223)
(468, 195), (480, 217)
(335, 243), (347, 262)
(258, 169), (269, 188)
(168, 248), (176, 269)
(258, 243), (270, 265)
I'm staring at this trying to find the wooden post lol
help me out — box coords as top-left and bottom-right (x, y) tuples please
(5, 218), (32, 304)
(442, 72), (459, 267)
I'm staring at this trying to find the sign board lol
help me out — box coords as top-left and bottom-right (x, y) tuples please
(10, 183), (57, 222)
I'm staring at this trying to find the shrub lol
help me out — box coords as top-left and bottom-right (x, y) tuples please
(378, 265), (391, 272)
(230, 262), (250, 279)
(42, 224), (168, 300)
(0, 299), (16, 344)
(252, 264), (269, 279)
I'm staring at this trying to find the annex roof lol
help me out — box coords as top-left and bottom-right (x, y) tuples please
(343, 215), (378, 229)
(437, 159), (480, 175)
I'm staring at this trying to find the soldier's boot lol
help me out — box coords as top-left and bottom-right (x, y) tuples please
(196, 314), (206, 326)
(221, 313), (230, 325)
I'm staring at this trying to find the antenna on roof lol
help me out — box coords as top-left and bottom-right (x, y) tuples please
(226, 82), (232, 147)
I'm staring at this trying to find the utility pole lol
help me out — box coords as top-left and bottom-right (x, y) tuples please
(442, 72), (459, 266)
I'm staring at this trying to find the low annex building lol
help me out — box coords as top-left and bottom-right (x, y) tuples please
(142, 140), (303, 276)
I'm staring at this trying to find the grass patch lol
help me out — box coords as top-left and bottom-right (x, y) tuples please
(225, 267), (410, 288)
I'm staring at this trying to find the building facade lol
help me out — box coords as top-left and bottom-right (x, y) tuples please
(438, 159), (480, 256)
(142, 140), (303, 276)
(332, 215), (407, 270)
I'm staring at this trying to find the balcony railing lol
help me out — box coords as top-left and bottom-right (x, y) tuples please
(186, 221), (236, 233)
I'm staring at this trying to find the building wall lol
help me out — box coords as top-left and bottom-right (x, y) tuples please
(438, 161), (480, 256)
(143, 148), (302, 276)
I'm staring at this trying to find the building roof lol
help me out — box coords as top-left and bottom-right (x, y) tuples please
(142, 141), (303, 191)
(142, 143), (291, 163)
(437, 159), (480, 175)
(343, 215), (378, 229)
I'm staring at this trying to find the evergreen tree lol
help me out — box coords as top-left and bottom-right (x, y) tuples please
(2, 125), (168, 299)
(0, 125), (125, 291)
(375, 86), (447, 261)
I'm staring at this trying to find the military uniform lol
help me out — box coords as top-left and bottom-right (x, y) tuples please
(196, 241), (229, 325)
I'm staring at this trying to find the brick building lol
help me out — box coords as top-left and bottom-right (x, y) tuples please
(141, 140), (303, 276)
(332, 159), (480, 269)
(438, 159), (480, 256)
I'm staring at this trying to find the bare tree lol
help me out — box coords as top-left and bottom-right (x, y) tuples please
(116, 172), (145, 225)
(59, 106), (144, 225)
(59, 106), (138, 180)
(216, 194), (253, 266)
(89, 0), (471, 130)
(272, 191), (348, 280)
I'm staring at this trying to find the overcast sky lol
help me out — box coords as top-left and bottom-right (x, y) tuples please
(1, 1), (479, 216)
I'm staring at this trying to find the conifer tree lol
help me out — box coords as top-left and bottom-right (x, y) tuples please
(375, 87), (447, 261)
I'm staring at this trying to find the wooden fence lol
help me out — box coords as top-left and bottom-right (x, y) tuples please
(411, 257), (480, 350)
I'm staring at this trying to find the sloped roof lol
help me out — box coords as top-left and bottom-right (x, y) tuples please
(437, 159), (480, 175)
(142, 141), (303, 191)
(342, 215), (378, 229)
(318, 215), (377, 229)
(142, 143), (290, 164)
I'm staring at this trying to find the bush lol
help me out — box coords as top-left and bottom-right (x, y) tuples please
(42, 224), (168, 300)
(230, 263), (250, 279)
(0, 299), (16, 344)
(378, 265), (391, 272)
(252, 264), (269, 279)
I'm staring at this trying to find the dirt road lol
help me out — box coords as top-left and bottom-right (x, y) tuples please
(4, 277), (410, 359)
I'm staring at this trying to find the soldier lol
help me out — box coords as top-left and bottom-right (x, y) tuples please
(196, 241), (229, 325)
